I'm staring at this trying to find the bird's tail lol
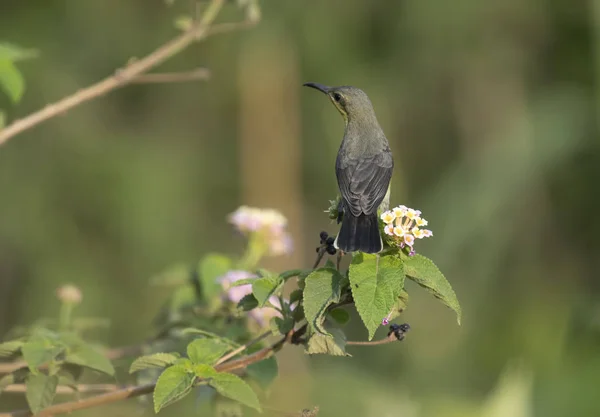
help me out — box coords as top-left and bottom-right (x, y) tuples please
(334, 212), (382, 254)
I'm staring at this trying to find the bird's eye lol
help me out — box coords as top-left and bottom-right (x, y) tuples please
(333, 93), (342, 102)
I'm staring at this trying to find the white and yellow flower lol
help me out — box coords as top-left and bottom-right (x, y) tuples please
(381, 204), (433, 255)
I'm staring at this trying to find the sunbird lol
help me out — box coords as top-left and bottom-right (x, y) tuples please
(304, 83), (393, 254)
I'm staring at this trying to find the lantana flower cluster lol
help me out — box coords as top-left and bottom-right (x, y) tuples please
(218, 270), (287, 326)
(380, 205), (433, 256)
(228, 206), (293, 256)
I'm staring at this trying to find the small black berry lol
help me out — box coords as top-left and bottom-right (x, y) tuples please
(326, 236), (335, 245)
(326, 245), (337, 255)
(319, 231), (329, 241)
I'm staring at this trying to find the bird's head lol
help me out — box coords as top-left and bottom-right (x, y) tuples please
(303, 83), (376, 124)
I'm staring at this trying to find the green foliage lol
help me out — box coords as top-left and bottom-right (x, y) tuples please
(21, 339), (63, 372)
(153, 365), (195, 413)
(329, 308), (350, 325)
(349, 253), (405, 340)
(25, 374), (58, 414)
(251, 275), (282, 307)
(306, 328), (349, 356)
(270, 316), (294, 335)
(65, 343), (115, 376)
(186, 338), (230, 365)
(129, 353), (180, 374)
(403, 254), (461, 324)
(303, 268), (344, 335)
(0, 340), (24, 357)
(210, 372), (262, 412)
(0, 42), (37, 108)
(237, 293), (259, 311)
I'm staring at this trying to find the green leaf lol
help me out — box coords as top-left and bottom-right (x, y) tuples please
(329, 308), (350, 325)
(0, 60), (25, 103)
(228, 278), (258, 288)
(199, 253), (232, 300)
(237, 293), (259, 311)
(246, 356), (278, 389)
(65, 343), (115, 376)
(193, 363), (217, 378)
(187, 339), (230, 365)
(303, 268), (343, 335)
(129, 353), (180, 374)
(21, 340), (63, 372)
(269, 316), (294, 335)
(0, 43), (38, 62)
(25, 373), (58, 414)
(280, 269), (305, 280)
(251, 276), (281, 307)
(0, 367), (29, 394)
(0, 340), (23, 357)
(179, 329), (241, 348)
(324, 259), (336, 269)
(349, 253), (405, 340)
(306, 328), (349, 356)
(210, 372), (261, 412)
(403, 254), (461, 324)
(289, 289), (303, 305)
(153, 365), (195, 413)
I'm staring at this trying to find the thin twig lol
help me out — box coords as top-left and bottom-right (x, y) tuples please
(215, 330), (271, 365)
(3, 384), (121, 394)
(346, 332), (403, 347)
(0, 344), (142, 375)
(0, 332), (292, 417)
(312, 247), (326, 269)
(0, 0), (230, 147)
(131, 68), (210, 84)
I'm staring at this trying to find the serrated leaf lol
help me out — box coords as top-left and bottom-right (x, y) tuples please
(153, 365), (195, 413)
(289, 289), (303, 305)
(179, 329), (241, 348)
(269, 316), (294, 335)
(349, 253), (405, 340)
(246, 356), (278, 388)
(252, 276), (281, 307)
(403, 254), (461, 324)
(303, 268), (343, 335)
(210, 372), (261, 412)
(65, 343), (114, 376)
(329, 308), (350, 325)
(187, 339), (230, 365)
(129, 353), (180, 374)
(199, 253), (232, 300)
(0, 43), (38, 62)
(280, 269), (305, 280)
(21, 340), (63, 372)
(237, 293), (259, 311)
(324, 259), (336, 269)
(0, 60), (25, 103)
(25, 374), (58, 414)
(0, 340), (23, 357)
(306, 328), (349, 356)
(193, 363), (217, 378)
(228, 278), (258, 288)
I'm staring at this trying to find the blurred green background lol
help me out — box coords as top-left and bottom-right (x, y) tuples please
(2, 0), (600, 416)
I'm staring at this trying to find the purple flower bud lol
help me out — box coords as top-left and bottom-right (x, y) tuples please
(382, 317), (390, 326)
(409, 249), (416, 256)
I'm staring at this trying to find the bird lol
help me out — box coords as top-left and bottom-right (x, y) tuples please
(303, 82), (393, 254)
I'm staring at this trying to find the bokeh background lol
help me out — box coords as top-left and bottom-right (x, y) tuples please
(2, 0), (600, 416)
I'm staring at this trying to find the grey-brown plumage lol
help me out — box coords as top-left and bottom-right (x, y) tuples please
(304, 83), (393, 253)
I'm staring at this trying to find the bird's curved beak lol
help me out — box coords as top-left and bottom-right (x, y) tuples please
(303, 82), (330, 94)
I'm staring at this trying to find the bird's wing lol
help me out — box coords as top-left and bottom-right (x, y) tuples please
(336, 149), (393, 217)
